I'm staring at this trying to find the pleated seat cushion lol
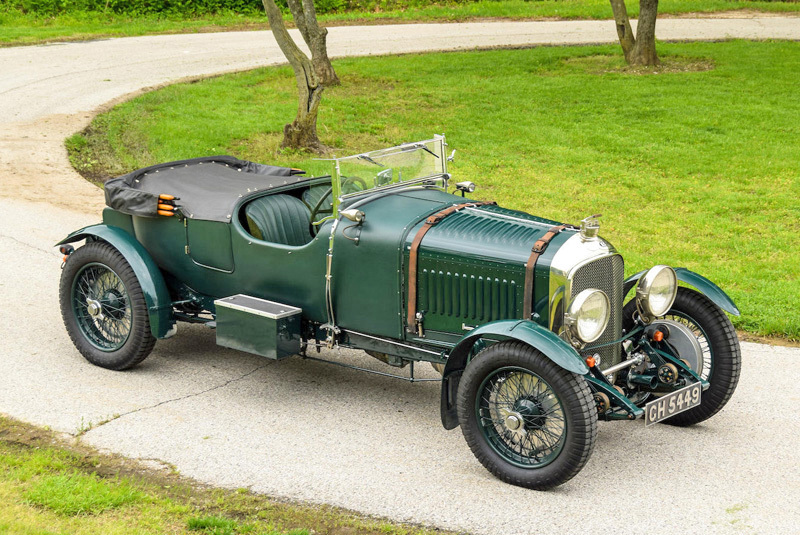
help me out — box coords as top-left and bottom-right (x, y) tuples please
(245, 194), (312, 246)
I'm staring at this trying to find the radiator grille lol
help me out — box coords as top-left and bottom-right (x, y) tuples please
(571, 254), (624, 369)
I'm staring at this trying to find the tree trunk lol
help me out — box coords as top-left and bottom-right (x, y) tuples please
(609, 0), (635, 61)
(286, 0), (340, 86)
(630, 0), (660, 66)
(262, 0), (325, 152)
(608, 0), (660, 66)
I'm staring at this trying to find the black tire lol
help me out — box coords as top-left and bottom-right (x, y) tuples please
(622, 287), (741, 426)
(59, 241), (156, 370)
(457, 341), (597, 490)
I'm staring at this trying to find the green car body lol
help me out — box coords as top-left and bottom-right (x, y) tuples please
(58, 135), (742, 489)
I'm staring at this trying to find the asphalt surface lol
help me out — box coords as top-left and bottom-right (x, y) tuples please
(1, 17), (799, 535)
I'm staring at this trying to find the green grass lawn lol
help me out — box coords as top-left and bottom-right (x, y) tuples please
(68, 40), (800, 340)
(2, 1), (800, 46)
(0, 416), (446, 535)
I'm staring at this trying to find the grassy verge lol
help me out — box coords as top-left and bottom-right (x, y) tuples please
(2, 1), (800, 46)
(67, 40), (800, 340)
(0, 415), (449, 535)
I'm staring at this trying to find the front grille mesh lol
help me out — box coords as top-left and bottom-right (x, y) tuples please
(571, 255), (624, 369)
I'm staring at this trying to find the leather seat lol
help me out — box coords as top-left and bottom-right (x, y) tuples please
(244, 194), (312, 246)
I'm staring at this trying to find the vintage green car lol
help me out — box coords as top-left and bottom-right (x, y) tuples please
(57, 135), (741, 489)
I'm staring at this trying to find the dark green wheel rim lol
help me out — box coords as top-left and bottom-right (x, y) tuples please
(71, 262), (132, 352)
(476, 366), (566, 469)
(664, 311), (713, 380)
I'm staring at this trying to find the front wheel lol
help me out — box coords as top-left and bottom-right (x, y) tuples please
(59, 241), (156, 370)
(457, 341), (597, 490)
(661, 288), (741, 426)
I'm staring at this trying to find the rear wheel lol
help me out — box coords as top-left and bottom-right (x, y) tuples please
(457, 341), (597, 490)
(59, 241), (155, 370)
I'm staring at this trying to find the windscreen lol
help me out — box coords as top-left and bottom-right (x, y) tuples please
(334, 136), (448, 198)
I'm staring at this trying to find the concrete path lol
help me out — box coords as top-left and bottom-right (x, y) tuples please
(1, 16), (799, 535)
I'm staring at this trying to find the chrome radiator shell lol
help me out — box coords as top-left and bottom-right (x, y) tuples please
(549, 234), (625, 370)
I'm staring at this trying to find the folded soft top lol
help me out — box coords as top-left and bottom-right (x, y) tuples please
(104, 156), (308, 222)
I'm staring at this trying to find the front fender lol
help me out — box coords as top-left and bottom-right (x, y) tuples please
(624, 267), (740, 316)
(439, 319), (588, 429)
(57, 224), (175, 338)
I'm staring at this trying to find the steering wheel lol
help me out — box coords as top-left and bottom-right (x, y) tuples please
(309, 177), (369, 236)
(309, 186), (334, 236)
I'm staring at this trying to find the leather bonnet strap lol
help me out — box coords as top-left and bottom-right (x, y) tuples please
(522, 225), (567, 320)
(406, 201), (496, 332)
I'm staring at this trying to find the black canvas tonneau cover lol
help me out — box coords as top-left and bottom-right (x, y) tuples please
(104, 156), (308, 222)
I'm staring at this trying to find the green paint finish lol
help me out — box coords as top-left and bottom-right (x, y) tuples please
(417, 258), (523, 332)
(584, 375), (644, 420)
(343, 331), (445, 363)
(101, 208), (134, 236)
(56, 224), (175, 338)
(401, 194), (568, 335)
(624, 267), (740, 316)
(187, 219), (234, 272)
(125, 210), (328, 321)
(452, 320), (588, 375)
(332, 188), (460, 338)
(332, 191), (442, 338)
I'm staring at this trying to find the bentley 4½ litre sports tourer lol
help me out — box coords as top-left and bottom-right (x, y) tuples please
(58, 135), (741, 489)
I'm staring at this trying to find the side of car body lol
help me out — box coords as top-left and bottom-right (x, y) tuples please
(57, 136), (742, 489)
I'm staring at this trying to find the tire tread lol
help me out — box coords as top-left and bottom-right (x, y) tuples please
(59, 241), (156, 370)
(457, 341), (597, 490)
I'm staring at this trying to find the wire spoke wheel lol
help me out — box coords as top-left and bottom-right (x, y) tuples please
(457, 341), (597, 490)
(663, 312), (712, 380)
(72, 263), (132, 351)
(478, 367), (566, 468)
(60, 241), (156, 370)
(622, 287), (741, 426)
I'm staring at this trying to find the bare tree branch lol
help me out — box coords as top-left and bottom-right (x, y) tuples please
(286, 0), (340, 86)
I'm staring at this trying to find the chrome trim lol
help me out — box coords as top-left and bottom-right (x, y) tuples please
(565, 288), (611, 343)
(579, 214), (601, 242)
(601, 352), (646, 377)
(636, 265), (678, 318)
(214, 294), (302, 320)
(462, 207), (555, 229)
(548, 233), (618, 331)
(340, 174), (447, 199)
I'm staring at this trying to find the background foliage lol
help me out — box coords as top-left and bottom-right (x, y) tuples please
(3, 0), (796, 17)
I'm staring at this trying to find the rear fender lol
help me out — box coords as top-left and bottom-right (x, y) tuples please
(439, 319), (588, 430)
(57, 224), (175, 338)
(624, 267), (740, 316)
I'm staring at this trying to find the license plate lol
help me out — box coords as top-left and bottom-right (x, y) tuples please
(644, 383), (702, 426)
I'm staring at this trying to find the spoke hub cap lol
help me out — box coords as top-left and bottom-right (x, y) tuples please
(86, 299), (102, 317)
(505, 413), (523, 431)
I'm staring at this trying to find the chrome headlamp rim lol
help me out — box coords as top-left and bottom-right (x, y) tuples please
(565, 288), (611, 344)
(635, 265), (678, 318)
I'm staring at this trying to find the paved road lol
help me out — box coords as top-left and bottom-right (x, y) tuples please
(1, 17), (799, 535)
